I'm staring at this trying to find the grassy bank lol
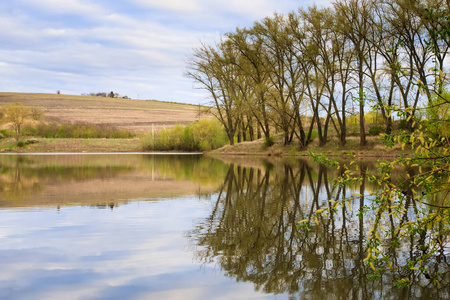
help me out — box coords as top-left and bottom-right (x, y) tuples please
(0, 138), (142, 153)
(0, 133), (409, 157)
(209, 134), (408, 158)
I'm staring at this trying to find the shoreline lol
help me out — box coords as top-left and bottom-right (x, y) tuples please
(206, 135), (409, 159)
(206, 150), (404, 158)
(0, 136), (409, 159)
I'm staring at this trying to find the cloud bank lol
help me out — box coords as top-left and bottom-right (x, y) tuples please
(0, 0), (327, 104)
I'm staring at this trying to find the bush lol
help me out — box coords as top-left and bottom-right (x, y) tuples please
(141, 119), (228, 152)
(0, 129), (8, 138)
(262, 136), (274, 148)
(190, 119), (228, 150)
(22, 122), (135, 139)
(309, 129), (319, 142)
(368, 125), (382, 136)
(425, 92), (450, 137)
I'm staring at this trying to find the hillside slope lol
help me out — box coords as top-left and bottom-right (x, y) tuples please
(0, 92), (202, 133)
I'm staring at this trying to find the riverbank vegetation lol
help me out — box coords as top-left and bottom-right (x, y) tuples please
(187, 0), (449, 288)
(140, 118), (228, 152)
(182, 0), (447, 288)
(22, 122), (135, 139)
(187, 0), (449, 149)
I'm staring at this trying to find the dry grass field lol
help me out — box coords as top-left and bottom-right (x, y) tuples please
(0, 92), (203, 134)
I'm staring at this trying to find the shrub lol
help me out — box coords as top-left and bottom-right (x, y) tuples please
(141, 118), (228, 152)
(0, 129), (8, 138)
(309, 129), (319, 141)
(368, 125), (382, 136)
(263, 136), (274, 148)
(425, 92), (450, 137)
(190, 118), (228, 151)
(22, 122), (135, 139)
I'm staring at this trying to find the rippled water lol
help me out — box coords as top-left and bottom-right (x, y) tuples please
(0, 154), (448, 299)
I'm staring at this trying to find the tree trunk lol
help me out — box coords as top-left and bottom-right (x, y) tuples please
(358, 53), (367, 147)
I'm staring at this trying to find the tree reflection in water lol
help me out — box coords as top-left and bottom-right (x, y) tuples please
(189, 159), (449, 299)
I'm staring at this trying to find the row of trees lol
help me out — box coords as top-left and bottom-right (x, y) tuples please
(81, 91), (128, 98)
(187, 0), (449, 147)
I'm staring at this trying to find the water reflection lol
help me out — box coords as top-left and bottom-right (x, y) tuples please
(189, 159), (450, 299)
(1, 154), (266, 300)
(0, 154), (228, 208)
(1, 154), (449, 299)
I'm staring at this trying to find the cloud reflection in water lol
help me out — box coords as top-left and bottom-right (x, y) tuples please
(0, 198), (268, 300)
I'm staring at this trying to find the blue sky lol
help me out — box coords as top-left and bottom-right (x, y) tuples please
(0, 0), (329, 104)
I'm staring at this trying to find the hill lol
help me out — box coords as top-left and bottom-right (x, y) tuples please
(0, 92), (202, 134)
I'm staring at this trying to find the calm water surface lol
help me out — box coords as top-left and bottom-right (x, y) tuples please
(0, 154), (448, 299)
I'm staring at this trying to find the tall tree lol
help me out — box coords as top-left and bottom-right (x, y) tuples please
(335, 0), (372, 146)
(186, 41), (242, 145)
(251, 14), (309, 146)
(227, 29), (273, 143)
(300, 6), (354, 146)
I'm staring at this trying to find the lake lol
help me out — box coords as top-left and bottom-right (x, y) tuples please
(0, 154), (448, 299)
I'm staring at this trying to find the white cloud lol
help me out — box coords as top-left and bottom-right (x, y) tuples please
(131, 0), (203, 12)
(210, 0), (294, 18)
(18, 0), (105, 16)
(0, 198), (279, 299)
(0, 0), (330, 104)
(43, 28), (69, 37)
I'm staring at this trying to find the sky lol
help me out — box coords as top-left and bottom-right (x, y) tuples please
(0, 0), (330, 105)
